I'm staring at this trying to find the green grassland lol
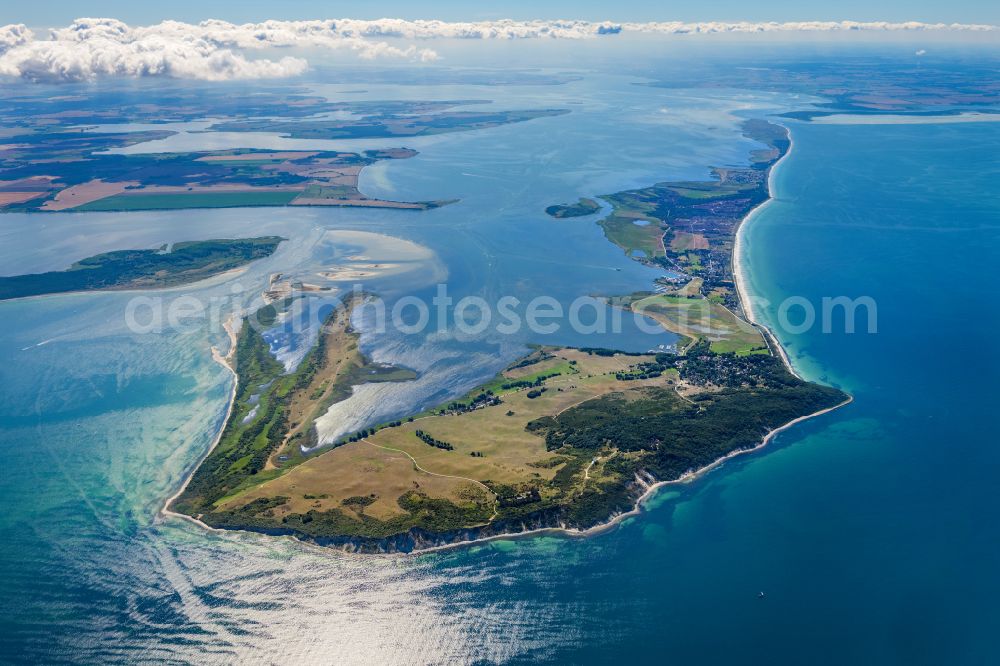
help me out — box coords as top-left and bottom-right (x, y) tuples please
(465, 358), (579, 400)
(297, 184), (356, 200)
(627, 293), (766, 355)
(597, 214), (665, 258)
(77, 191), (301, 211)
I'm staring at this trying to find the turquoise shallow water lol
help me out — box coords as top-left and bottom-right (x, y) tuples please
(1, 73), (999, 663)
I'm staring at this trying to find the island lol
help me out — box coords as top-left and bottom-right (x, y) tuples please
(166, 117), (851, 553)
(544, 197), (601, 218)
(0, 237), (283, 301)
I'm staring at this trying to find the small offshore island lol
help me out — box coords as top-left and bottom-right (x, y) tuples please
(169, 118), (850, 553)
(545, 197), (601, 218)
(0, 237), (284, 301)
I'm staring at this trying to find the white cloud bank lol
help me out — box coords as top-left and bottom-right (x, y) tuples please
(0, 18), (439, 82)
(0, 17), (995, 82)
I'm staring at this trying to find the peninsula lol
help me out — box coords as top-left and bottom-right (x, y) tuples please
(548, 118), (789, 352)
(171, 306), (846, 551)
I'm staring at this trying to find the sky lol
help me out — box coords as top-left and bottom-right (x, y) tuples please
(4, 0), (999, 29)
(1, 5), (996, 83)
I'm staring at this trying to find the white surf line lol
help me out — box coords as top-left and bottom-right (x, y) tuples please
(160, 312), (241, 528)
(362, 438), (500, 522)
(732, 124), (801, 379)
(21, 338), (55, 351)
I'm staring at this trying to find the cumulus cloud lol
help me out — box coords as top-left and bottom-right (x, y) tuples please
(0, 23), (33, 53)
(0, 17), (437, 82)
(150, 19), (440, 61)
(0, 18), (307, 81)
(0, 17), (994, 82)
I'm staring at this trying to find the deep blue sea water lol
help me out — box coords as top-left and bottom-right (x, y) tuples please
(0, 72), (998, 663)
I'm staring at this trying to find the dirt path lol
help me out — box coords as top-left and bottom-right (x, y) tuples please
(362, 438), (500, 521)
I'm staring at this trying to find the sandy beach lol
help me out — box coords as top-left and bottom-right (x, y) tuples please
(733, 127), (799, 378)
(160, 312), (241, 531)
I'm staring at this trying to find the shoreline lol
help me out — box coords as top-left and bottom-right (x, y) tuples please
(1, 264), (252, 306)
(159, 313), (241, 532)
(414, 393), (853, 556)
(733, 127), (800, 378)
(160, 121), (853, 556)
